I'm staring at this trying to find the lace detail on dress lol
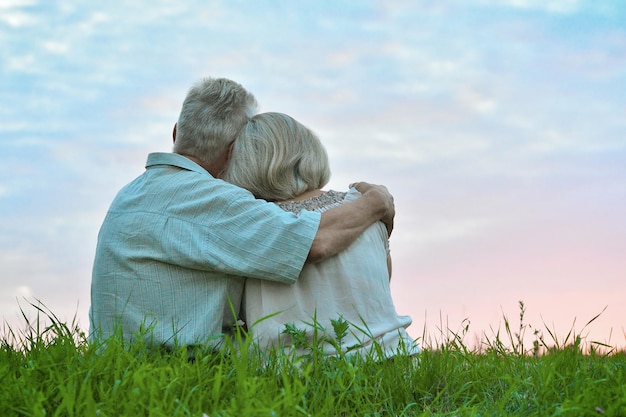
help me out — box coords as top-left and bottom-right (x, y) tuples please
(276, 190), (347, 214)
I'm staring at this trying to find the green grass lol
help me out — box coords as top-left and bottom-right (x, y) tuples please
(2, 301), (626, 416)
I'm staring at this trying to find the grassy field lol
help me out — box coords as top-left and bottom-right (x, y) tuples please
(2, 302), (625, 417)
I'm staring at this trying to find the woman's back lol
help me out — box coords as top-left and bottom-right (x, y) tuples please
(244, 189), (419, 358)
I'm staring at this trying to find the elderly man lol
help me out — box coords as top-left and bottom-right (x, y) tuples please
(89, 77), (394, 349)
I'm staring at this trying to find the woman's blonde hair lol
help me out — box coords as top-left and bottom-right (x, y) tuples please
(224, 112), (330, 202)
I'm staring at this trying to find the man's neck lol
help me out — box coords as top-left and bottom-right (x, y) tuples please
(176, 153), (217, 176)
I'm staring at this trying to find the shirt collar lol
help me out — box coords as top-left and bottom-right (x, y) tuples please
(146, 152), (213, 177)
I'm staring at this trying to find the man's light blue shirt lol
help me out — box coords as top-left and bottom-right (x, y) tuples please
(90, 152), (320, 347)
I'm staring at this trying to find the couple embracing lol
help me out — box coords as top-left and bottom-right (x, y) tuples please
(89, 77), (419, 359)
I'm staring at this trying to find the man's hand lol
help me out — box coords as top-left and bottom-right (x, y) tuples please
(308, 182), (396, 263)
(350, 182), (395, 237)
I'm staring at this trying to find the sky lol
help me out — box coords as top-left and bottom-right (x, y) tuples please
(1, 0), (625, 351)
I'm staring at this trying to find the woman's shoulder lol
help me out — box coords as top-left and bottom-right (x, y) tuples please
(276, 190), (348, 214)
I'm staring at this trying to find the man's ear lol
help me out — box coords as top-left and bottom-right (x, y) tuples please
(226, 141), (235, 160)
(172, 123), (177, 143)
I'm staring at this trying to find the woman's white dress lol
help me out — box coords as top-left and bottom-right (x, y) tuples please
(243, 188), (420, 358)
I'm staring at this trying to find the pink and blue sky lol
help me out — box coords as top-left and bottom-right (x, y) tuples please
(1, 0), (625, 349)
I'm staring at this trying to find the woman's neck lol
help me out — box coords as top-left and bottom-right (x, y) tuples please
(279, 189), (324, 203)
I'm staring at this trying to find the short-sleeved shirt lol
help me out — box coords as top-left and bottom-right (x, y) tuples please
(244, 189), (420, 359)
(89, 152), (320, 348)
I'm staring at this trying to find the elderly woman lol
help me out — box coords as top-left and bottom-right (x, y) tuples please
(223, 112), (419, 359)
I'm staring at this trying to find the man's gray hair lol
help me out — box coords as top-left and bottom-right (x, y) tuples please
(174, 77), (258, 163)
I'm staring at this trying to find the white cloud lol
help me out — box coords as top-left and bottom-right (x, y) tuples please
(42, 40), (70, 54)
(0, 9), (35, 27)
(4, 53), (37, 72)
(475, 0), (582, 13)
(0, 0), (37, 27)
(456, 87), (499, 115)
(0, 0), (37, 7)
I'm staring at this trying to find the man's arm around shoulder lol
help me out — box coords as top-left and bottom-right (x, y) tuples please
(307, 182), (394, 262)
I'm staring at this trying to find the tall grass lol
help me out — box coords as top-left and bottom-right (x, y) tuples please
(2, 300), (626, 416)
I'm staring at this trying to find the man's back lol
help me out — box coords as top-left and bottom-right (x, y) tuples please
(89, 152), (319, 348)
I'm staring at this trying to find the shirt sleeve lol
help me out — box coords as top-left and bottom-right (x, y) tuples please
(109, 166), (321, 285)
(204, 194), (320, 284)
(172, 179), (321, 284)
